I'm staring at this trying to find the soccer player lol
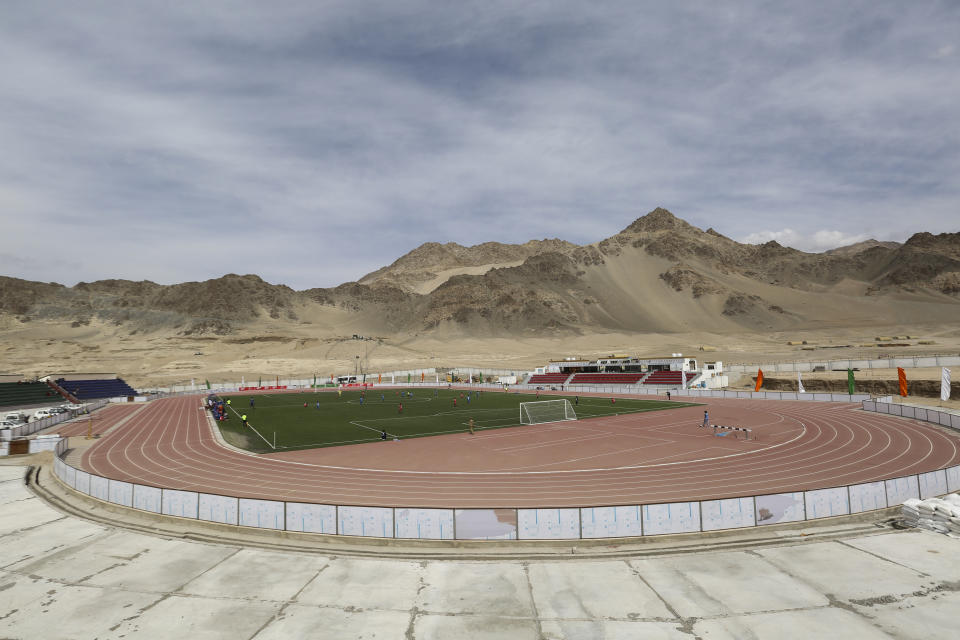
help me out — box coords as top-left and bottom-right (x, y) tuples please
(469, 418), (475, 434)
(250, 398), (255, 409)
(380, 430), (387, 440)
(316, 401), (320, 409)
(666, 391), (671, 401)
(575, 396), (579, 405)
(467, 394), (471, 404)
(453, 398), (457, 408)
(611, 397), (616, 404)
(381, 393), (385, 402)
(359, 396), (364, 406)
(241, 414), (247, 427)
(304, 402), (307, 408)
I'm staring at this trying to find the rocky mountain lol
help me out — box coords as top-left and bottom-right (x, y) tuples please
(824, 240), (902, 256)
(358, 238), (576, 293)
(2, 209), (958, 337)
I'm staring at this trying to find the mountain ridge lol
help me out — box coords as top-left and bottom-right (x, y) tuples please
(2, 209), (958, 337)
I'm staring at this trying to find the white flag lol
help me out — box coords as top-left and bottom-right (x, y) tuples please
(798, 371), (805, 394)
(681, 369), (687, 390)
(942, 367), (952, 402)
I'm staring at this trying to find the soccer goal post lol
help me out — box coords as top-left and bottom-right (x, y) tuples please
(519, 399), (578, 425)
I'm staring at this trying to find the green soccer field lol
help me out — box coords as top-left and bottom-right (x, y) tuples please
(214, 388), (699, 453)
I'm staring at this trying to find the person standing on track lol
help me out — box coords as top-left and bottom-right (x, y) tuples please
(702, 410), (709, 428)
(666, 391), (671, 401)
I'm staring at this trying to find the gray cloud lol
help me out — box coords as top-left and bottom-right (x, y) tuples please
(0, 2), (957, 289)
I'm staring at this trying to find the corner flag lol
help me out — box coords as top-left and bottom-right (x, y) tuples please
(897, 367), (908, 397)
(798, 371), (805, 393)
(847, 368), (855, 395)
(754, 368), (764, 392)
(943, 368), (952, 402)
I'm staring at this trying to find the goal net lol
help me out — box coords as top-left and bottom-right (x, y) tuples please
(519, 399), (578, 425)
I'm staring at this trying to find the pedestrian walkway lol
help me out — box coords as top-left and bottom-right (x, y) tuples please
(1, 461), (958, 639)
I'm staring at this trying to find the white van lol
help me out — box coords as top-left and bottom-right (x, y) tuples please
(32, 409), (54, 420)
(3, 412), (26, 423)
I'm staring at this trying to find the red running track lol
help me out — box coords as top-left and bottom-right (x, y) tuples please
(78, 395), (960, 508)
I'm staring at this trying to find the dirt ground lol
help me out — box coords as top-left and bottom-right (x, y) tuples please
(2, 316), (958, 391)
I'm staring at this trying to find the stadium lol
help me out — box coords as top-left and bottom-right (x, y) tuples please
(5, 355), (957, 542)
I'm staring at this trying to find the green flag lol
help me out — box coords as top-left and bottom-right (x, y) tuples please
(847, 368), (855, 395)
(407, 372), (411, 383)
(313, 374), (317, 388)
(258, 376), (262, 388)
(205, 379), (210, 390)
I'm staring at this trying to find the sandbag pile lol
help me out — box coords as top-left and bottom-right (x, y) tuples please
(901, 493), (960, 537)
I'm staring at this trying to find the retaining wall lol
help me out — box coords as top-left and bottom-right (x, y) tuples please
(52, 454), (959, 542)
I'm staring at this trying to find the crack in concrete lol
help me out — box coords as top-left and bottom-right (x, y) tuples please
(107, 592), (171, 633)
(521, 563), (545, 640)
(847, 579), (960, 608)
(624, 560), (702, 638)
(76, 561), (127, 584)
(0, 528), (114, 572)
(836, 538), (931, 577)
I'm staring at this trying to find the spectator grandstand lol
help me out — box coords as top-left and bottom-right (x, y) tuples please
(527, 373), (572, 385)
(642, 371), (698, 385)
(0, 381), (62, 408)
(568, 373), (646, 385)
(57, 377), (137, 399)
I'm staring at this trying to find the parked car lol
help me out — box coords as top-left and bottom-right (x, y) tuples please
(0, 420), (18, 428)
(3, 412), (26, 423)
(32, 409), (53, 420)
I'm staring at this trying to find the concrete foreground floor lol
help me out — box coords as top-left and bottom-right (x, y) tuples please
(1, 466), (959, 639)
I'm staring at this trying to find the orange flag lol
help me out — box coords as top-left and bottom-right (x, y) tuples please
(754, 368), (764, 392)
(378, 374), (382, 384)
(898, 367), (908, 397)
(421, 372), (425, 382)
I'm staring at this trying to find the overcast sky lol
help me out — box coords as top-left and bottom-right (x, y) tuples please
(1, 2), (957, 290)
